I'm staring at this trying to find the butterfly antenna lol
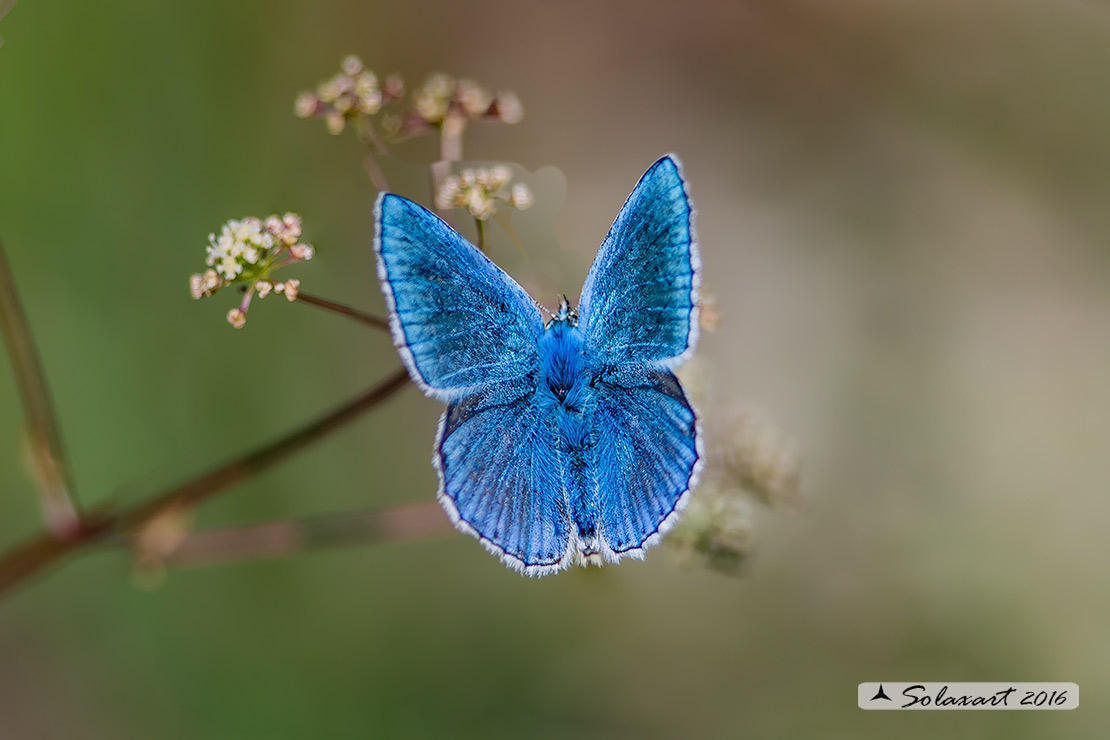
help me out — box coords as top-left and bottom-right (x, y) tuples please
(537, 300), (555, 320)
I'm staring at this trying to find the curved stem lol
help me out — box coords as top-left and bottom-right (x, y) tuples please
(0, 235), (80, 536)
(0, 368), (412, 600)
(355, 119), (392, 192)
(147, 501), (450, 567)
(474, 218), (486, 252)
(296, 291), (390, 332)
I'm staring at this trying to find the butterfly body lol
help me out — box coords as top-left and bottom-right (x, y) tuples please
(538, 309), (603, 555)
(376, 155), (701, 576)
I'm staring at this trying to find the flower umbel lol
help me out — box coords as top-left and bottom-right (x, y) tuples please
(382, 73), (523, 142)
(435, 166), (534, 221)
(189, 213), (314, 328)
(295, 56), (403, 135)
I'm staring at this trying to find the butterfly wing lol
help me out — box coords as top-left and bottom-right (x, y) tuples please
(578, 155), (699, 368)
(436, 381), (572, 574)
(590, 366), (702, 556)
(577, 156), (702, 560)
(375, 193), (544, 401)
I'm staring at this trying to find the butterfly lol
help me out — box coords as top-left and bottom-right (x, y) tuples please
(373, 155), (702, 576)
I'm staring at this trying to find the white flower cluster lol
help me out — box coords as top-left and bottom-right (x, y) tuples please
(295, 56), (403, 135)
(206, 217), (271, 280)
(382, 73), (523, 141)
(189, 213), (314, 329)
(414, 74), (494, 125)
(435, 166), (534, 221)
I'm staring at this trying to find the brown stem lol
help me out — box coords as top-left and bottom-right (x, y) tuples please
(355, 119), (392, 192)
(0, 368), (412, 600)
(150, 501), (450, 567)
(361, 155), (391, 193)
(296, 291), (390, 332)
(358, 117), (392, 158)
(0, 235), (81, 537)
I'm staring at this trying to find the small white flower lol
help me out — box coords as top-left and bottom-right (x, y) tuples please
(490, 166), (512, 189)
(282, 212), (302, 234)
(217, 255), (241, 280)
(319, 76), (347, 104)
(456, 78), (492, 116)
(290, 243), (314, 261)
(227, 308), (247, 329)
(494, 91), (523, 124)
(341, 55), (363, 77)
(415, 92), (448, 123)
(435, 176), (461, 210)
(294, 92), (318, 118)
(466, 189), (495, 220)
(282, 279), (300, 301)
(510, 183), (534, 210)
(424, 73), (453, 99)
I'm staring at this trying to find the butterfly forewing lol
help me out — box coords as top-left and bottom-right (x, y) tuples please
(374, 194), (544, 400)
(578, 155), (699, 368)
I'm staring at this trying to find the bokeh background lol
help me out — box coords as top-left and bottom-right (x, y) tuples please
(1, 1), (1108, 737)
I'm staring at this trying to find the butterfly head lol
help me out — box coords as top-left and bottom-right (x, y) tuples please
(546, 294), (578, 328)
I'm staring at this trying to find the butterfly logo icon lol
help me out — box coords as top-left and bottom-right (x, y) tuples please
(374, 155), (702, 576)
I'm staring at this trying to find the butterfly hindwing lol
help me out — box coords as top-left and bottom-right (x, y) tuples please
(435, 380), (572, 573)
(591, 366), (701, 556)
(578, 155), (699, 368)
(374, 193), (544, 400)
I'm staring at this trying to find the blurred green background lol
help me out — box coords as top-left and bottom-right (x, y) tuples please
(2, 0), (1108, 737)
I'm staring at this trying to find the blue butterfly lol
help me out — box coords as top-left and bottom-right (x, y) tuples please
(374, 155), (702, 576)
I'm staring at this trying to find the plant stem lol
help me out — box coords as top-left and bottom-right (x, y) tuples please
(296, 291), (390, 332)
(355, 119), (393, 192)
(358, 117), (392, 158)
(0, 368), (412, 600)
(439, 120), (463, 163)
(0, 236), (81, 537)
(361, 156), (391, 193)
(430, 123), (464, 222)
(145, 501), (450, 567)
(475, 218), (486, 252)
